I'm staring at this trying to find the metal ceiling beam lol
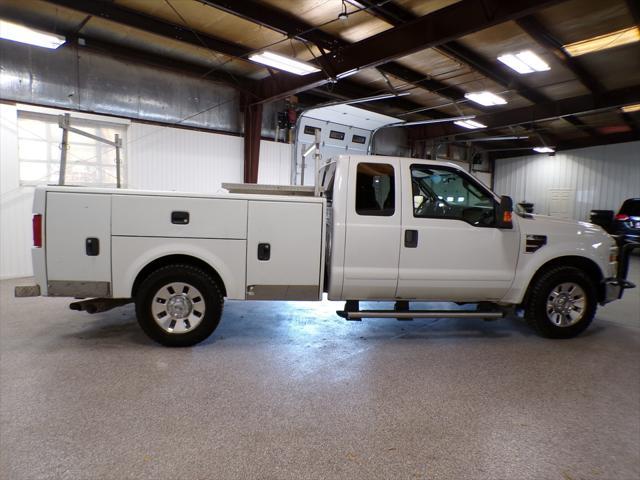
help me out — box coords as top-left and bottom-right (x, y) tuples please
(198, 0), (340, 52)
(516, 15), (604, 93)
(365, 1), (600, 138)
(253, 0), (564, 102)
(200, 0), (472, 106)
(408, 85), (640, 138)
(47, 0), (253, 59)
(42, 0), (425, 114)
(490, 130), (640, 158)
(626, 0), (640, 23)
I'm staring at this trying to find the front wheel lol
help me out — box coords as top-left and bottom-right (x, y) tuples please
(524, 266), (597, 339)
(135, 264), (223, 347)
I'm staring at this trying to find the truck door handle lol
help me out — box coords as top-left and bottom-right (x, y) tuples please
(257, 243), (271, 261)
(171, 211), (190, 224)
(86, 237), (100, 256)
(404, 230), (418, 248)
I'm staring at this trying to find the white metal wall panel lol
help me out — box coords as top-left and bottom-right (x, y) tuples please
(127, 123), (244, 194)
(258, 140), (292, 185)
(494, 141), (640, 221)
(0, 104), (33, 279)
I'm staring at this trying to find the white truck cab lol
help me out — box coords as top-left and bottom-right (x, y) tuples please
(16, 155), (634, 346)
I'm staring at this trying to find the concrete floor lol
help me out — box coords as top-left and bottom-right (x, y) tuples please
(1, 259), (639, 480)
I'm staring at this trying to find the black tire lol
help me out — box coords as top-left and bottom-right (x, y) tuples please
(524, 265), (597, 339)
(135, 264), (223, 347)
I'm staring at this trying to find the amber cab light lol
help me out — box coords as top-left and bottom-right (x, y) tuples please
(615, 214), (630, 221)
(33, 214), (42, 247)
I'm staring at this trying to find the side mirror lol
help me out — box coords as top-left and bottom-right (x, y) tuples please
(496, 195), (514, 229)
(589, 210), (614, 230)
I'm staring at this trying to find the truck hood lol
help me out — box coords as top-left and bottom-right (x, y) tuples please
(517, 213), (614, 248)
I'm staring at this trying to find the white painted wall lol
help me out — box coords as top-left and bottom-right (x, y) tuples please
(127, 123), (244, 194)
(494, 141), (640, 221)
(0, 103), (33, 279)
(0, 105), (293, 278)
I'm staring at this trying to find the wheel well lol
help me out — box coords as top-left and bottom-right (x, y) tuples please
(131, 255), (227, 298)
(522, 256), (605, 306)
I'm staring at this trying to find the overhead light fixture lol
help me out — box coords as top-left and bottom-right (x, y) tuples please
(497, 50), (550, 74)
(398, 115), (477, 127)
(465, 91), (507, 106)
(0, 19), (65, 49)
(454, 119), (487, 129)
(563, 26), (640, 57)
(338, 0), (349, 21)
(343, 91), (411, 105)
(464, 135), (529, 142)
(249, 51), (320, 75)
(621, 103), (640, 113)
(533, 146), (555, 153)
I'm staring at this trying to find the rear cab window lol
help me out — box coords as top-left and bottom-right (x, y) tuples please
(355, 163), (395, 216)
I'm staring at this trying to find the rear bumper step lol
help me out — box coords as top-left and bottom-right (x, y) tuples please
(336, 310), (505, 320)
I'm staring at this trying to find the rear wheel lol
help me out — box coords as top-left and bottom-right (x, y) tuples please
(524, 266), (597, 339)
(135, 264), (223, 347)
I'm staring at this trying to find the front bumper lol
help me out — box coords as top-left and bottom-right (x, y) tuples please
(602, 277), (635, 304)
(600, 241), (638, 304)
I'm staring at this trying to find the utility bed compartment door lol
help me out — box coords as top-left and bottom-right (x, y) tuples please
(46, 192), (111, 283)
(112, 195), (247, 239)
(247, 201), (322, 300)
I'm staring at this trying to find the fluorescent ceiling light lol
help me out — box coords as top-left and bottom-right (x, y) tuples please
(400, 115), (476, 127)
(621, 103), (640, 113)
(249, 51), (320, 75)
(465, 91), (507, 106)
(497, 50), (550, 74)
(563, 27), (640, 57)
(533, 146), (555, 153)
(343, 91), (411, 105)
(0, 19), (65, 49)
(454, 119), (487, 129)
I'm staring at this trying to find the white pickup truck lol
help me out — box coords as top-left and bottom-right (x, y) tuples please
(16, 155), (634, 346)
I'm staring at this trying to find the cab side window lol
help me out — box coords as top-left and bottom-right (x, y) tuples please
(355, 163), (395, 216)
(411, 165), (496, 227)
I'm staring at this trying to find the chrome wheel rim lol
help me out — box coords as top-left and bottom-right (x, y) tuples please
(151, 282), (205, 334)
(546, 282), (586, 327)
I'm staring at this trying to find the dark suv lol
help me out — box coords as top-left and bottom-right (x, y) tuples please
(590, 198), (640, 248)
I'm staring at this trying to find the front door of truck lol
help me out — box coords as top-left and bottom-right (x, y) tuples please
(396, 163), (519, 301)
(342, 157), (401, 300)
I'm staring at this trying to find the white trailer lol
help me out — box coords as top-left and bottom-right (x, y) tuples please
(17, 155), (634, 346)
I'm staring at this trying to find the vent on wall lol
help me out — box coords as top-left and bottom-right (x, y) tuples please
(526, 235), (547, 253)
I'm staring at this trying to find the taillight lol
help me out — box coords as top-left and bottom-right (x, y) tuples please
(33, 214), (42, 248)
(615, 214), (630, 221)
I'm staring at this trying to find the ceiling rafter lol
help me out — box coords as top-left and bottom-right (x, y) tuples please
(42, 0), (433, 114)
(199, 0), (473, 107)
(248, 0), (564, 102)
(47, 0), (253, 58)
(516, 15), (604, 93)
(408, 85), (640, 139)
(362, 0), (599, 138)
(490, 130), (640, 158)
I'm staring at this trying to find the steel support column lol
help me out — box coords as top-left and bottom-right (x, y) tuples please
(243, 100), (263, 183)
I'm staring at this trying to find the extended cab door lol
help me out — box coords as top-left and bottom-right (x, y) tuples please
(396, 162), (519, 301)
(341, 157), (401, 300)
